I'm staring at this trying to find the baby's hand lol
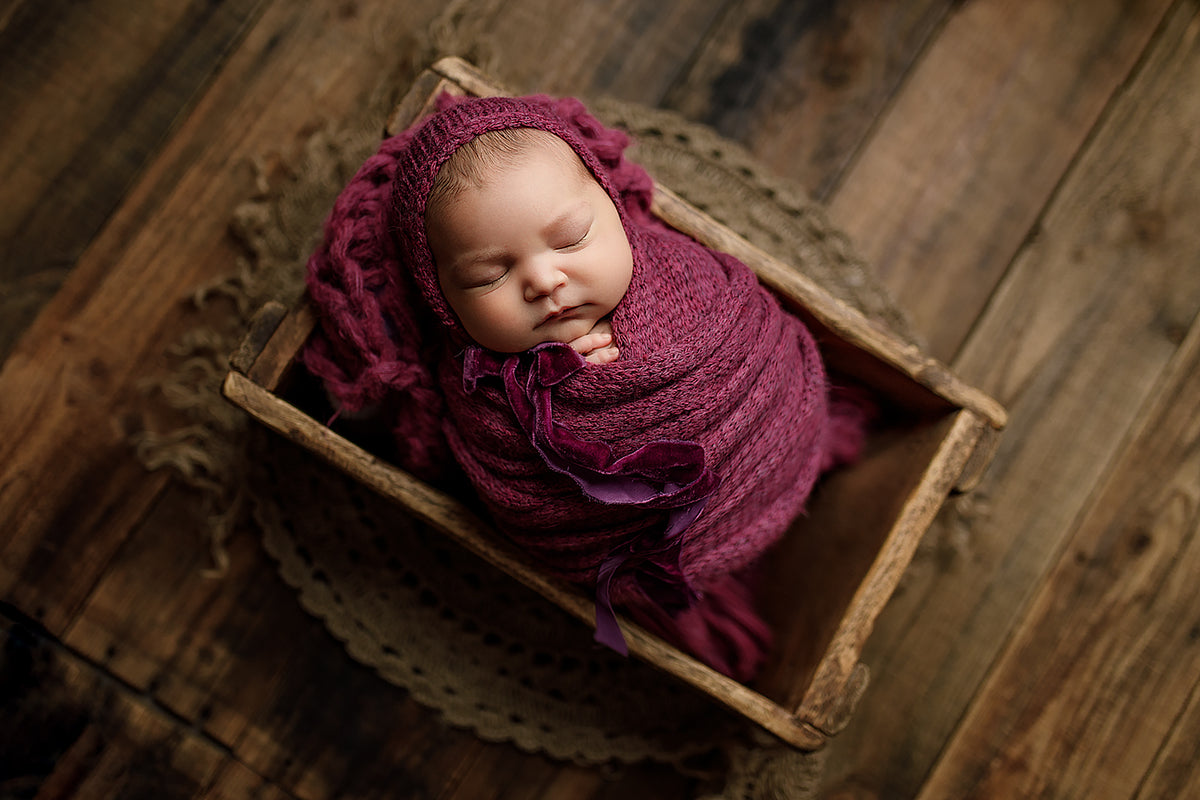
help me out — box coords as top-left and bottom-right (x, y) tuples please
(568, 318), (620, 365)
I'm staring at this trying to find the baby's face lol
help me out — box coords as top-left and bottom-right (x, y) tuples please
(427, 134), (633, 354)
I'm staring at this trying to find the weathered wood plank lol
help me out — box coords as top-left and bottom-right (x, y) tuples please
(662, 0), (954, 201)
(441, 753), (690, 800)
(1135, 676), (1200, 800)
(61, 481), (486, 799)
(0, 409), (170, 635)
(0, 0), (268, 363)
(916, 301), (1200, 797)
(202, 761), (296, 800)
(470, 0), (730, 103)
(0, 0), (445, 636)
(0, 610), (287, 800)
(827, 0), (1174, 361)
(823, 4), (1200, 796)
(438, 748), (564, 800)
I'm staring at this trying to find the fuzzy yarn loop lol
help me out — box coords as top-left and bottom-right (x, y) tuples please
(303, 128), (455, 477)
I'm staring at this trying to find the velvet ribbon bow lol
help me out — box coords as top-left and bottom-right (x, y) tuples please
(463, 343), (719, 653)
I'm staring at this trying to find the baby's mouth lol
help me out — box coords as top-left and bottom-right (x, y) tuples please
(539, 305), (581, 326)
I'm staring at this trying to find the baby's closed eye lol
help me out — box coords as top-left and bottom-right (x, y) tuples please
(554, 227), (591, 252)
(546, 207), (594, 252)
(455, 264), (508, 290)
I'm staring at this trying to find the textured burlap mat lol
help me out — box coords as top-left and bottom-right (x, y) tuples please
(135, 16), (924, 796)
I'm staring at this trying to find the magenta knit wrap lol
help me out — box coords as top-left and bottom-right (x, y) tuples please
(303, 94), (865, 680)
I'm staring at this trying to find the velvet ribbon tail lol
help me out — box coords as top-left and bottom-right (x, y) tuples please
(464, 344), (719, 653)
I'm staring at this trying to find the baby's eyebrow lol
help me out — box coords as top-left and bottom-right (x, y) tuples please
(451, 246), (508, 272)
(542, 201), (591, 238)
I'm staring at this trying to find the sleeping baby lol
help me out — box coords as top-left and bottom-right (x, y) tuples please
(303, 94), (867, 680)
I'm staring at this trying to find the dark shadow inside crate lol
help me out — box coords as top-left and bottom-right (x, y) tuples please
(748, 308), (962, 709)
(275, 353), (484, 508)
(754, 405), (956, 710)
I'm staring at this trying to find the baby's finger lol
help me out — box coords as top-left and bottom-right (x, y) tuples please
(568, 331), (613, 354)
(585, 346), (619, 365)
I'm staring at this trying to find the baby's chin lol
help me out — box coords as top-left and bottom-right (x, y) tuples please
(537, 316), (602, 348)
(473, 314), (607, 354)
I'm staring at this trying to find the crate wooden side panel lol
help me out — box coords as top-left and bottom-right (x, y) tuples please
(651, 187), (1006, 430)
(798, 411), (986, 729)
(755, 410), (985, 718)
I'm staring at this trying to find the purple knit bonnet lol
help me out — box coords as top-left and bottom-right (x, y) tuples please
(390, 94), (646, 343)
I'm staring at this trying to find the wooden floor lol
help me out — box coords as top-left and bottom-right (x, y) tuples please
(3, 0), (1199, 797)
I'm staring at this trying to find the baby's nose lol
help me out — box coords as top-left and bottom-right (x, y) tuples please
(523, 258), (567, 300)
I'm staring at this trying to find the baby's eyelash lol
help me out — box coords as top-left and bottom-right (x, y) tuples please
(464, 268), (507, 290)
(557, 229), (590, 251)
(475, 273), (506, 289)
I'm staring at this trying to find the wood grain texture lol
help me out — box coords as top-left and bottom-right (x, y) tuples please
(828, 0), (1174, 362)
(662, 0), (953, 201)
(0, 611), (290, 800)
(4, 1), (1197, 797)
(0, 0), (445, 635)
(468, 0), (730, 103)
(58, 473), (698, 799)
(1135, 675), (1200, 800)
(221, 368), (826, 751)
(60, 481), (494, 800)
(0, 0), (267, 362)
(916, 292), (1200, 798)
(823, 4), (1200, 796)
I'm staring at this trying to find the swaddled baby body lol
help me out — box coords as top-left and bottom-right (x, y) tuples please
(304, 94), (867, 680)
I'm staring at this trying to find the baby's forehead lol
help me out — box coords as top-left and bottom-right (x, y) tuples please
(466, 128), (595, 185)
(425, 126), (603, 230)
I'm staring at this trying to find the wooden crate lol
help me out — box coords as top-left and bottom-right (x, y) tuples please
(221, 57), (1007, 751)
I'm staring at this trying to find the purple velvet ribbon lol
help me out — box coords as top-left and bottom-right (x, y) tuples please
(463, 343), (718, 653)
